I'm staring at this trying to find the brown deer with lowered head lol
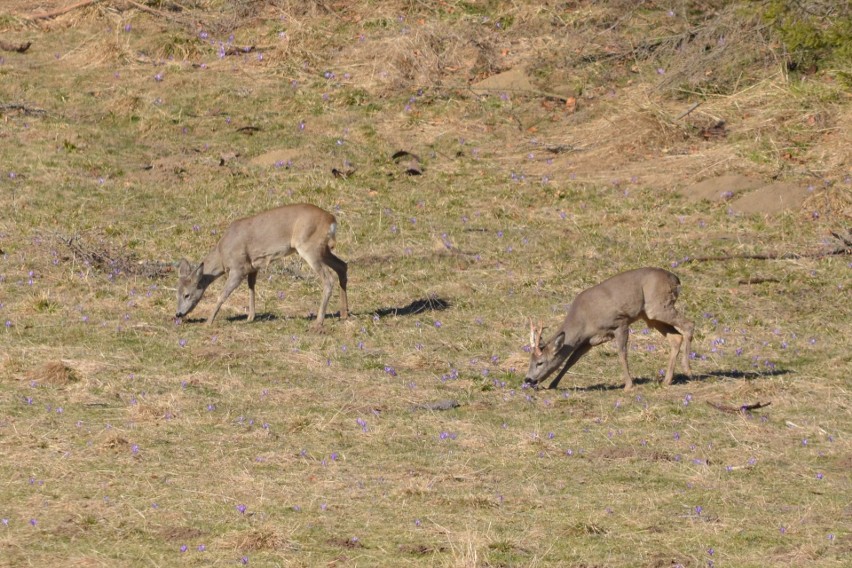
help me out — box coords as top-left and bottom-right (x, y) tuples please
(525, 267), (694, 391)
(176, 203), (348, 329)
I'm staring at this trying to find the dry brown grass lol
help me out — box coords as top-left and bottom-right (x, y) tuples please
(25, 360), (79, 386)
(0, 2), (850, 567)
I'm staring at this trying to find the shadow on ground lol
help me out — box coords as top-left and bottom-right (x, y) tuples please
(370, 297), (451, 318)
(553, 368), (792, 392)
(179, 298), (450, 325)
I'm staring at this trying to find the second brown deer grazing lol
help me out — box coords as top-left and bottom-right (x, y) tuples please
(525, 267), (694, 391)
(176, 203), (348, 330)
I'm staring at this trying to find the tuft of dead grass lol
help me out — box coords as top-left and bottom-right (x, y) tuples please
(25, 360), (79, 386)
(227, 525), (296, 552)
(653, 5), (777, 97)
(57, 233), (172, 279)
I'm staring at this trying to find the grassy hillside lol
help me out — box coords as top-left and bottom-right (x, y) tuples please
(1, 1), (849, 566)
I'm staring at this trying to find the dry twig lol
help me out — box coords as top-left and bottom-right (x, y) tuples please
(682, 231), (851, 264)
(25, 0), (99, 20)
(707, 401), (771, 414)
(0, 103), (47, 115)
(58, 234), (171, 278)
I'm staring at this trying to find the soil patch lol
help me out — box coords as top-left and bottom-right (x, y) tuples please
(730, 182), (810, 215)
(471, 67), (534, 95)
(249, 148), (304, 168)
(680, 174), (764, 202)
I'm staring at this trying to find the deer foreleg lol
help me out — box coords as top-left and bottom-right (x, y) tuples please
(547, 343), (592, 390)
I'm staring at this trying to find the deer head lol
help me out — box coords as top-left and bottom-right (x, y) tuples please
(525, 319), (567, 387)
(175, 259), (207, 319)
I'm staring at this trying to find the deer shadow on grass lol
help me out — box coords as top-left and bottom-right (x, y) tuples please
(182, 312), (336, 324)
(177, 313), (281, 324)
(225, 313), (280, 323)
(369, 297), (451, 319)
(230, 297), (452, 323)
(558, 375), (681, 392)
(705, 368), (791, 381)
(227, 311), (353, 323)
(560, 368), (791, 392)
(201, 297), (450, 324)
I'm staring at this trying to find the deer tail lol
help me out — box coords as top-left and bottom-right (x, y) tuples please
(327, 221), (338, 249)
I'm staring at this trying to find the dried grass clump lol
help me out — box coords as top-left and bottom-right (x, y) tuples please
(0, 354), (26, 379)
(355, 23), (498, 95)
(26, 360), (79, 386)
(99, 433), (130, 452)
(653, 6), (776, 97)
(803, 188), (852, 222)
(57, 233), (171, 278)
(127, 399), (180, 422)
(230, 526), (295, 552)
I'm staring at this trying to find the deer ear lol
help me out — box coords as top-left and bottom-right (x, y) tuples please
(178, 258), (192, 277)
(192, 262), (204, 281)
(552, 332), (565, 351)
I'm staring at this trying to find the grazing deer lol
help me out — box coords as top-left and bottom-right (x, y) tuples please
(176, 203), (348, 329)
(525, 267), (693, 391)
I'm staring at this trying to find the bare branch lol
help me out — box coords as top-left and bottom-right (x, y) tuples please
(675, 102), (702, 120)
(707, 401), (771, 414)
(25, 0), (99, 20)
(0, 103), (48, 116)
(681, 241), (851, 264)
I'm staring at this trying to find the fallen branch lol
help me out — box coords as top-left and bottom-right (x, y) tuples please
(681, 247), (850, 264)
(0, 40), (32, 53)
(126, 0), (169, 19)
(409, 399), (460, 412)
(466, 84), (573, 103)
(675, 102), (701, 120)
(545, 144), (585, 154)
(707, 401), (771, 414)
(124, 1), (196, 31)
(831, 230), (852, 247)
(223, 45), (256, 56)
(0, 103), (48, 115)
(737, 277), (780, 285)
(58, 233), (171, 278)
(25, 0), (99, 20)
(683, 229), (852, 264)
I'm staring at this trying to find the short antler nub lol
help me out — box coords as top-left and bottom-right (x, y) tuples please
(529, 318), (543, 356)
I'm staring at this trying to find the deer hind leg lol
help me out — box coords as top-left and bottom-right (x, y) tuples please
(322, 250), (348, 320)
(246, 271), (258, 322)
(645, 320), (682, 385)
(208, 271), (244, 324)
(301, 249), (335, 329)
(645, 301), (694, 379)
(613, 324), (634, 390)
(675, 316), (694, 378)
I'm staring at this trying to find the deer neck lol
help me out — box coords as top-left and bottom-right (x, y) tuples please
(553, 325), (581, 354)
(201, 247), (226, 278)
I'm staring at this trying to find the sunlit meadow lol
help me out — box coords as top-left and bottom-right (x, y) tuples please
(1, 2), (849, 566)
